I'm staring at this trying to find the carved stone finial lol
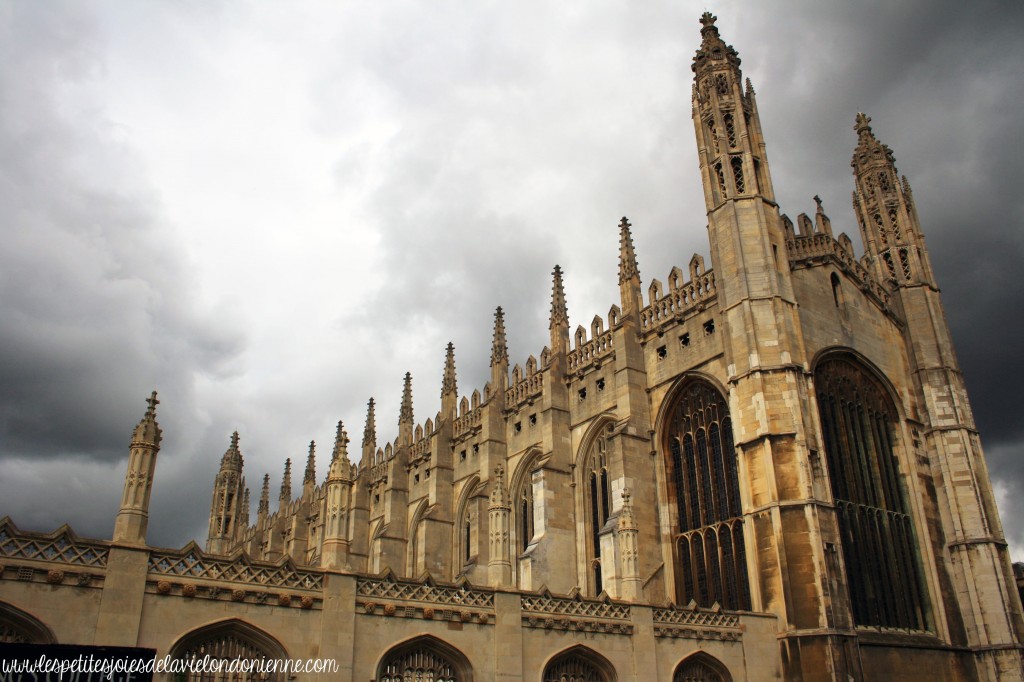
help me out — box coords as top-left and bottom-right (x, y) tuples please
(220, 430), (243, 469)
(814, 195), (823, 212)
(854, 112), (872, 135)
(699, 11), (717, 30)
(489, 463), (509, 508)
(333, 421), (349, 458)
(146, 391), (159, 416)
(132, 390), (163, 446)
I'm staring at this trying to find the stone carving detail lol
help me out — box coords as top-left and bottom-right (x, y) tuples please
(148, 547), (323, 591)
(521, 592), (630, 620)
(357, 574), (494, 609)
(652, 606), (740, 628)
(0, 522), (108, 568)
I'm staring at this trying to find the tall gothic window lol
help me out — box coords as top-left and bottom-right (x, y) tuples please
(584, 424), (614, 595)
(815, 356), (926, 629)
(518, 480), (534, 553)
(665, 381), (750, 610)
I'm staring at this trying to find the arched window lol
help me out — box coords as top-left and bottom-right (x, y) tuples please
(815, 355), (926, 629)
(0, 601), (56, 644)
(376, 636), (472, 682)
(170, 619), (287, 682)
(518, 481), (534, 553)
(543, 646), (615, 682)
(665, 380), (750, 610)
(674, 652), (731, 682)
(583, 424), (614, 595)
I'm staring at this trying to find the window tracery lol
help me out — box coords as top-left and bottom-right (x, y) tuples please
(171, 621), (286, 682)
(665, 381), (750, 610)
(815, 356), (926, 629)
(379, 647), (458, 682)
(543, 648), (612, 682)
(583, 425), (614, 595)
(674, 653), (730, 682)
(730, 157), (744, 194)
(723, 112), (737, 148)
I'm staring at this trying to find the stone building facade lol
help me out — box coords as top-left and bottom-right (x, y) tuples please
(1, 13), (1022, 682)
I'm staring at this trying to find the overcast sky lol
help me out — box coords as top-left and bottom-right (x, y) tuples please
(1, 0), (1022, 561)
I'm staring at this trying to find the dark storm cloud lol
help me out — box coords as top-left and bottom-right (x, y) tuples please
(1, 0), (1022, 557)
(730, 0), (1024, 544)
(0, 3), (244, 543)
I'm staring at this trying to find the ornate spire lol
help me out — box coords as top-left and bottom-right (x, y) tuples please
(258, 473), (270, 516)
(131, 390), (162, 445)
(618, 217), (640, 285)
(491, 306), (508, 366)
(304, 440), (316, 484)
(692, 12), (741, 75)
(549, 265), (568, 329)
(220, 430), (243, 469)
(362, 398), (376, 449)
(441, 343), (457, 398)
(333, 420), (349, 461)
(399, 372), (414, 425)
(279, 458), (292, 504)
(852, 112), (895, 167)
(329, 420), (352, 481)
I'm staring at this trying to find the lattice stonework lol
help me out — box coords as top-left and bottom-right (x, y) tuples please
(652, 607), (740, 629)
(149, 550), (323, 591)
(379, 647), (458, 682)
(0, 527), (108, 568)
(357, 576), (494, 608)
(520, 594), (630, 621)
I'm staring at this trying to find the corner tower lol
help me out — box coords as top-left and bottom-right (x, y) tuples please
(691, 14), (858, 680)
(113, 392), (162, 545)
(852, 115), (1024, 676)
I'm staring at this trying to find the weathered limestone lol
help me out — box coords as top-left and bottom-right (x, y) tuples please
(2, 13), (1021, 682)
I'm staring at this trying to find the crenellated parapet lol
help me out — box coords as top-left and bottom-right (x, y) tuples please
(505, 367), (544, 409)
(639, 267), (716, 334)
(568, 318), (615, 374)
(784, 211), (893, 313)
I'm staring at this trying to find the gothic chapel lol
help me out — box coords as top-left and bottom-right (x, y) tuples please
(2, 13), (1022, 682)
